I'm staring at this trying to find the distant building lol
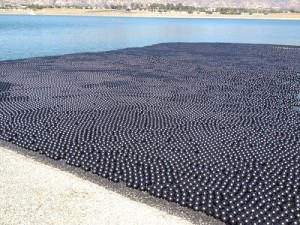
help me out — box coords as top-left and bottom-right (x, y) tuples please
(207, 7), (216, 12)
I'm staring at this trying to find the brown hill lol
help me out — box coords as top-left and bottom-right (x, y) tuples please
(1, 0), (300, 10)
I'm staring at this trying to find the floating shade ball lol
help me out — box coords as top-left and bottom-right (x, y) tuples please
(0, 43), (300, 224)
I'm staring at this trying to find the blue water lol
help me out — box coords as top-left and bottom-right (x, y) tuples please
(1, 15), (300, 61)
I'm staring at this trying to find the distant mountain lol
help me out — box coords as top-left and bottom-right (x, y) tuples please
(2, 0), (300, 10)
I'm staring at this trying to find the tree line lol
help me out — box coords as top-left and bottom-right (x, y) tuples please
(1, 3), (299, 14)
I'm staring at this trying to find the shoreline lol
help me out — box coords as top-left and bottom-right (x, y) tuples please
(0, 140), (223, 225)
(1, 8), (300, 20)
(0, 146), (212, 225)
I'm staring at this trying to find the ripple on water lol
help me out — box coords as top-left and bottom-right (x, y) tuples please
(1, 15), (300, 61)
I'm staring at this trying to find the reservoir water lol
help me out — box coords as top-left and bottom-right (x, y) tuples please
(0, 14), (300, 61)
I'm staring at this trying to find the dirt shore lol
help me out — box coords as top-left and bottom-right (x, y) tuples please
(0, 144), (224, 225)
(1, 8), (300, 20)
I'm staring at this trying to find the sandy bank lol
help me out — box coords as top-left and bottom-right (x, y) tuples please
(0, 146), (223, 225)
(1, 8), (300, 20)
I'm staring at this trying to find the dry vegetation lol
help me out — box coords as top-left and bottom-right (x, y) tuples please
(1, 7), (300, 19)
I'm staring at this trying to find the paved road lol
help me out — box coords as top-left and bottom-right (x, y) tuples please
(0, 147), (223, 225)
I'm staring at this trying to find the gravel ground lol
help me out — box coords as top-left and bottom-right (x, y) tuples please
(0, 146), (223, 225)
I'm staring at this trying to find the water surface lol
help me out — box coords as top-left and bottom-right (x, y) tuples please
(0, 15), (300, 61)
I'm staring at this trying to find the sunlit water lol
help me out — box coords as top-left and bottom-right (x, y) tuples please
(0, 14), (300, 61)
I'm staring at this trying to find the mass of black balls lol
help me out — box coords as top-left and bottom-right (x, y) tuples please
(0, 43), (300, 225)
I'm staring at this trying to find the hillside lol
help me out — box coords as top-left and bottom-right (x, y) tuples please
(1, 0), (300, 10)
